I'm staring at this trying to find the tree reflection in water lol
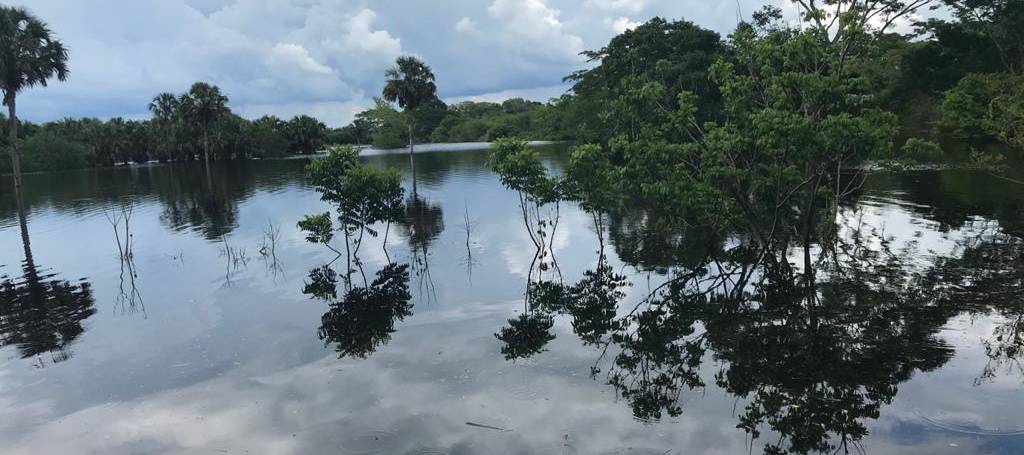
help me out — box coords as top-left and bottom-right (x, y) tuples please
(0, 193), (96, 366)
(304, 262), (413, 360)
(397, 193), (444, 302)
(499, 203), (1012, 454)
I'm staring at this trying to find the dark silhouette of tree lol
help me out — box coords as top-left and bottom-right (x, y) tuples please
(179, 82), (229, 168)
(0, 192), (95, 365)
(318, 263), (413, 359)
(303, 265), (338, 302)
(397, 193), (444, 298)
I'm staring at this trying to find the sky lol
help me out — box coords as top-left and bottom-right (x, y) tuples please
(12, 0), (803, 127)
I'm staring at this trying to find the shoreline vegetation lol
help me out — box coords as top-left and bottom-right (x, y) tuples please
(2, 1), (1022, 179)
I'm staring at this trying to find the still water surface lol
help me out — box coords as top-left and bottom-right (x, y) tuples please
(2, 146), (1024, 454)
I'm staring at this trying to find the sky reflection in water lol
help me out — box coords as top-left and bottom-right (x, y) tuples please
(1, 147), (1024, 454)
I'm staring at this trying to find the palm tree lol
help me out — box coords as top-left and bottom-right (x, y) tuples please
(0, 6), (69, 191)
(382, 56), (437, 158)
(179, 82), (228, 167)
(149, 92), (180, 161)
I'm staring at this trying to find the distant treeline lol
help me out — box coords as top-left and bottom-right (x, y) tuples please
(0, 85), (579, 174)
(0, 82), (333, 174)
(333, 96), (576, 149)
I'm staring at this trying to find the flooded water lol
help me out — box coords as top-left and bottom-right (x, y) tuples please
(2, 146), (1024, 454)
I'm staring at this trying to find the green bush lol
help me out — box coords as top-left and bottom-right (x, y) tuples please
(17, 132), (89, 173)
(900, 138), (944, 162)
(940, 73), (1024, 149)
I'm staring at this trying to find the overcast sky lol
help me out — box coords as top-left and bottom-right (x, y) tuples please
(12, 0), (805, 127)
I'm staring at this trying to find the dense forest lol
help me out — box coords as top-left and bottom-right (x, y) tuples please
(2, 0), (1022, 175)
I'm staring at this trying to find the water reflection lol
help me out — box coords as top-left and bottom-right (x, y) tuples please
(518, 201), (991, 453)
(397, 194), (444, 300)
(304, 262), (413, 359)
(0, 193), (96, 365)
(4, 151), (1024, 453)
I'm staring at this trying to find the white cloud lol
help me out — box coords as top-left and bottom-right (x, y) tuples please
(488, 0), (584, 62)
(605, 16), (640, 33)
(267, 43), (335, 76)
(454, 17), (479, 34)
(340, 9), (402, 57)
(586, 0), (648, 13)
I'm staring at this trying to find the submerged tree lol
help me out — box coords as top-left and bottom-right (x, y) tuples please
(0, 6), (69, 191)
(300, 145), (404, 286)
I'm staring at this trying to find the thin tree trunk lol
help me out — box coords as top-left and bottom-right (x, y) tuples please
(7, 95), (21, 190)
(203, 126), (210, 167)
(408, 121), (417, 195)
(203, 126), (213, 187)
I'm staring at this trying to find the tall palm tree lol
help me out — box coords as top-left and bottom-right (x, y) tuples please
(0, 6), (69, 190)
(382, 56), (437, 158)
(149, 92), (180, 161)
(179, 82), (228, 168)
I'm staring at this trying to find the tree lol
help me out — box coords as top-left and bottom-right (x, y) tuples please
(149, 92), (180, 161)
(0, 6), (69, 190)
(286, 114), (327, 154)
(248, 115), (290, 158)
(565, 17), (723, 144)
(562, 4), (942, 293)
(179, 82), (229, 167)
(382, 55), (438, 157)
(938, 0), (1024, 74)
(302, 145), (405, 283)
(363, 97), (408, 149)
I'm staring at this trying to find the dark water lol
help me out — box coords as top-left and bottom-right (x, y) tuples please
(1, 147), (1024, 454)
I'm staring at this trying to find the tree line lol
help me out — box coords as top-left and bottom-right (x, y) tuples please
(3, 1), (1022, 181)
(0, 81), (331, 174)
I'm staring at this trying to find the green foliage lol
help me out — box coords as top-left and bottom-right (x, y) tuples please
(307, 145), (360, 205)
(941, 72), (1024, 148)
(488, 137), (560, 203)
(938, 0), (1024, 74)
(335, 164), (404, 237)
(286, 115), (327, 154)
(900, 138), (944, 163)
(16, 132), (88, 173)
(563, 144), (620, 213)
(361, 98), (408, 149)
(248, 115), (290, 158)
(382, 56), (437, 112)
(565, 17), (723, 144)
(298, 212), (334, 245)
(303, 144), (404, 245)
(562, 7), (918, 250)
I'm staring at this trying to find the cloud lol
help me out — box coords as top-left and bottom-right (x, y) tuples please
(605, 16), (641, 33)
(586, 0), (649, 13)
(454, 17), (479, 34)
(487, 0), (584, 62)
(267, 43), (335, 76)
(339, 9), (402, 57)
(7, 0), (833, 127)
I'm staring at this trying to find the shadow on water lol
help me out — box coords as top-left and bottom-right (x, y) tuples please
(0, 190), (96, 366)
